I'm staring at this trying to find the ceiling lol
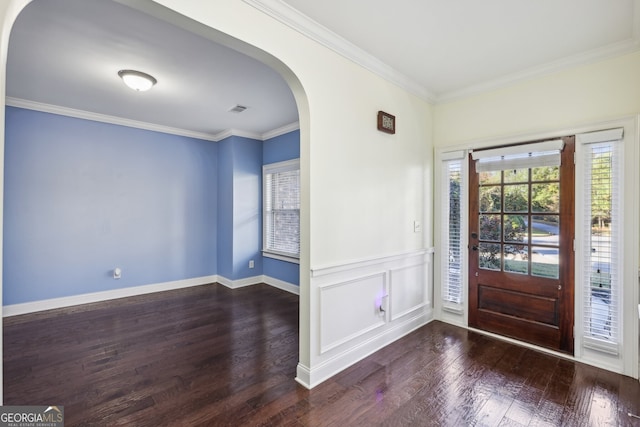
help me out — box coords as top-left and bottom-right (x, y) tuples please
(275, 0), (640, 101)
(6, 0), (640, 139)
(6, 0), (299, 141)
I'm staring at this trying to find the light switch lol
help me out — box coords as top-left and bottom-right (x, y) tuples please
(413, 220), (422, 233)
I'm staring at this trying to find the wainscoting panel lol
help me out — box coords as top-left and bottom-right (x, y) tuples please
(319, 272), (387, 353)
(389, 263), (426, 321)
(300, 249), (434, 388)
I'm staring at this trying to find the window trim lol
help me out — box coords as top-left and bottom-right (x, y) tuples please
(262, 158), (300, 264)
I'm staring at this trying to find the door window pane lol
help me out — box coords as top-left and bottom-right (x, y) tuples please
(479, 215), (501, 241)
(504, 168), (528, 183)
(504, 184), (529, 212)
(479, 243), (501, 271)
(532, 183), (559, 213)
(531, 215), (559, 245)
(479, 171), (501, 185)
(479, 186), (501, 212)
(504, 244), (528, 274)
(532, 165), (559, 181)
(504, 215), (527, 243)
(532, 246), (559, 278)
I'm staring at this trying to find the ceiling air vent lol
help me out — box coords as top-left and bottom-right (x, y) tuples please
(228, 104), (248, 113)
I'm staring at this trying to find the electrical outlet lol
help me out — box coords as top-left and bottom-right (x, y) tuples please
(249, 260), (254, 269)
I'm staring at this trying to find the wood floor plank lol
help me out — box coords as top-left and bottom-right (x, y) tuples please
(4, 282), (640, 426)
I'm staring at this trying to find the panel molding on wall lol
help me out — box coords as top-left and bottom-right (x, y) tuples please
(319, 271), (387, 353)
(298, 248), (434, 388)
(389, 263), (427, 321)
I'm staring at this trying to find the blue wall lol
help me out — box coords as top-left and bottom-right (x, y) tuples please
(263, 129), (300, 164)
(4, 107), (218, 304)
(3, 107), (299, 305)
(262, 129), (301, 285)
(216, 135), (263, 280)
(216, 138), (234, 280)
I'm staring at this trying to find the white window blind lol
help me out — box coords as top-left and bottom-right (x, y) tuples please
(471, 139), (564, 172)
(263, 159), (300, 260)
(578, 128), (623, 354)
(442, 158), (463, 304)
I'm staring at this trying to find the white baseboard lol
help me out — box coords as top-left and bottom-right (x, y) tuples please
(3, 274), (299, 317)
(263, 276), (300, 295)
(218, 274), (299, 295)
(295, 363), (312, 389)
(216, 275), (262, 289)
(301, 310), (433, 389)
(2, 275), (219, 317)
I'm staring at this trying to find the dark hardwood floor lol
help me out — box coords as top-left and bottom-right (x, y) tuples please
(4, 283), (640, 426)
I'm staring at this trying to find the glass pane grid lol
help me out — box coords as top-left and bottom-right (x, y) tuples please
(477, 167), (559, 277)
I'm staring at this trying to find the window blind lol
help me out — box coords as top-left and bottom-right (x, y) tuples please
(443, 159), (463, 304)
(471, 139), (564, 172)
(579, 129), (623, 353)
(263, 159), (300, 258)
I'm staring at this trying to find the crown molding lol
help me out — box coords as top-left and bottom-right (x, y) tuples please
(244, 0), (640, 105)
(262, 121), (299, 140)
(6, 97), (221, 141)
(242, 0), (436, 103)
(5, 97), (296, 142)
(437, 37), (640, 103)
(213, 128), (262, 141)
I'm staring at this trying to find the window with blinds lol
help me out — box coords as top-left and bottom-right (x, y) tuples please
(263, 159), (300, 260)
(579, 129), (622, 353)
(443, 158), (463, 304)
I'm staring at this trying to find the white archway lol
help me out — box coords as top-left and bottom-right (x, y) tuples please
(0, 0), (312, 402)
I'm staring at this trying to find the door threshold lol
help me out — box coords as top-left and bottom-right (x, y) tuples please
(467, 326), (575, 361)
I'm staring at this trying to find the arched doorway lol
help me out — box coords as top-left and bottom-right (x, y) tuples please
(0, 0), (311, 404)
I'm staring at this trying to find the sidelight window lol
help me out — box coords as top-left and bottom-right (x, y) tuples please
(441, 153), (465, 305)
(578, 129), (623, 351)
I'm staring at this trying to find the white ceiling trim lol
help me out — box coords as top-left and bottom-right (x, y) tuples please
(242, 0), (436, 103)
(262, 121), (300, 140)
(439, 37), (640, 103)
(244, 0), (640, 105)
(6, 97), (223, 141)
(5, 98), (298, 142)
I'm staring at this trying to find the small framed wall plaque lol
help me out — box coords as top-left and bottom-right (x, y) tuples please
(377, 111), (395, 134)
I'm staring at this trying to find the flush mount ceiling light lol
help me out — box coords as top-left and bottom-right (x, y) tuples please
(117, 69), (157, 92)
(228, 104), (248, 113)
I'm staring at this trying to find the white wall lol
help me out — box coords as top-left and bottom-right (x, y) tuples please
(434, 51), (640, 145)
(149, 0), (432, 266)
